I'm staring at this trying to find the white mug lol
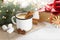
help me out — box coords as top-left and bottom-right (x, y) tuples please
(11, 12), (33, 31)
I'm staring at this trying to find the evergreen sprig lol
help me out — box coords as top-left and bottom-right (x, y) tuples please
(0, 2), (36, 26)
(0, 2), (20, 26)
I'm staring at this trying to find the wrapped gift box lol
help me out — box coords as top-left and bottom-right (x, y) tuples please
(39, 12), (51, 22)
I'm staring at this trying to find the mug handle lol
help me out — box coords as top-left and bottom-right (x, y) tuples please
(11, 16), (16, 25)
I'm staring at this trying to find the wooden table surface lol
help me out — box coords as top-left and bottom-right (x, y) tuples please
(0, 22), (46, 40)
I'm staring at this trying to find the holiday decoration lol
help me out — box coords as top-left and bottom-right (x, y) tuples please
(33, 11), (40, 24)
(45, 0), (60, 28)
(39, 0), (60, 23)
(52, 15), (60, 24)
(0, 2), (20, 26)
(49, 0), (60, 23)
(51, 15), (60, 28)
(39, 0), (60, 15)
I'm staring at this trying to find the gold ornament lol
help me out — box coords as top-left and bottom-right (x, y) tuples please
(52, 16), (60, 25)
(51, 15), (60, 28)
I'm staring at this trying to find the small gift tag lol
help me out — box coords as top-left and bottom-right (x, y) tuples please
(33, 11), (39, 19)
(33, 11), (40, 24)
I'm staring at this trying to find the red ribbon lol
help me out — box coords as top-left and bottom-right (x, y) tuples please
(39, 0), (60, 16)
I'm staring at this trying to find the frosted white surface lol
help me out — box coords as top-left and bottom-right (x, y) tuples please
(16, 22), (60, 40)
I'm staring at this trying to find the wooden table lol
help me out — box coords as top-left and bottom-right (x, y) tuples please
(0, 22), (46, 40)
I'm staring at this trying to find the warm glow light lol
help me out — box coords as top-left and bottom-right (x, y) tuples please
(8, 0), (13, 2)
